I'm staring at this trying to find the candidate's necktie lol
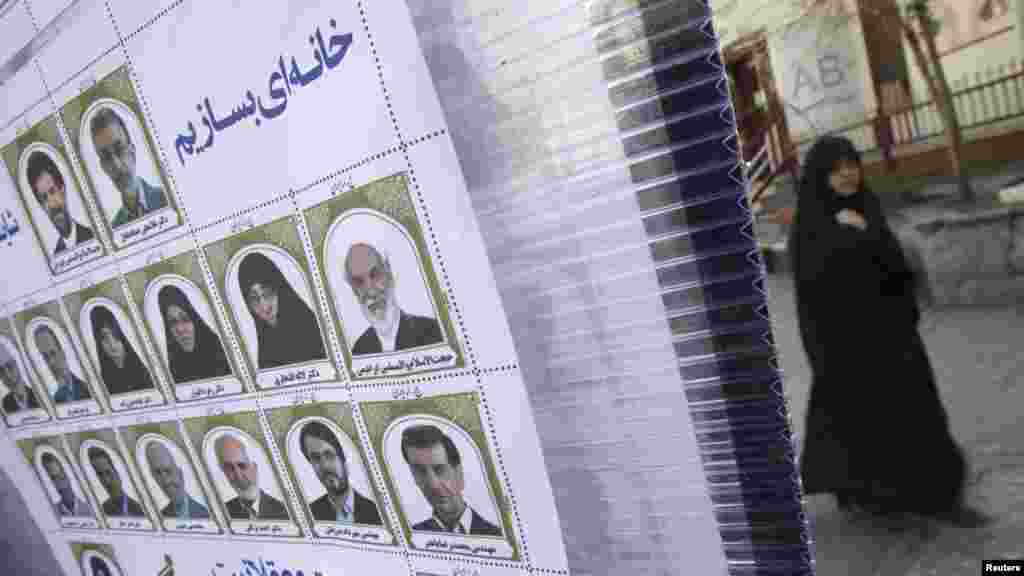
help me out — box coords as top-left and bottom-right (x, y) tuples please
(241, 498), (256, 519)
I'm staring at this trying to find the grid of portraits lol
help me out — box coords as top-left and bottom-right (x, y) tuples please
(0, 0), (560, 572)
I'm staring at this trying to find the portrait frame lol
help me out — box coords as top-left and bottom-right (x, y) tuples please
(263, 397), (395, 545)
(70, 543), (125, 576)
(361, 391), (517, 560)
(18, 435), (100, 529)
(123, 246), (246, 402)
(182, 410), (302, 538)
(303, 172), (462, 380)
(204, 216), (336, 390)
(60, 65), (182, 250)
(64, 281), (167, 412)
(0, 326), (51, 427)
(0, 114), (107, 276)
(120, 421), (222, 534)
(72, 432), (156, 532)
(14, 301), (104, 419)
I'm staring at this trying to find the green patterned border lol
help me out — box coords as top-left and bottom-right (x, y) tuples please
(65, 428), (155, 525)
(69, 542), (123, 576)
(0, 114), (107, 269)
(62, 277), (165, 401)
(302, 173), (462, 378)
(0, 319), (49, 416)
(263, 401), (395, 538)
(120, 421), (223, 533)
(181, 410), (303, 535)
(11, 300), (100, 409)
(59, 65), (182, 238)
(123, 249), (242, 387)
(203, 216), (330, 376)
(360, 392), (518, 559)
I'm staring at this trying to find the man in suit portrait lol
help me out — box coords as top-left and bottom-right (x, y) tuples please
(87, 447), (145, 517)
(33, 325), (91, 404)
(401, 424), (501, 536)
(89, 107), (167, 228)
(0, 343), (40, 415)
(26, 150), (94, 255)
(40, 452), (92, 517)
(298, 420), (382, 525)
(214, 434), (289, 521)
(344, 243), (443, 356)
(145, 441), (210, 520)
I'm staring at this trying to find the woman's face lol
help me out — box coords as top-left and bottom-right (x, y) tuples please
(246, 282), (279, 327)
(166, 305), (196, 352)
(99, 325), (126, 368)
(828, 158), (861, 197)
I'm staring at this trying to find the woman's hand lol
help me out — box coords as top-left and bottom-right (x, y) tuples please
(835, 209), (867, 230)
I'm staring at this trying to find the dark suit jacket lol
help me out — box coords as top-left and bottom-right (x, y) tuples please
(351, 312), (443, 356)
(308, 489), (382, 525)
(412, 507), (502, 537)
(2, 387), (39, 413)
(225, 491), (289, 520)
(54, 222), (94, 255)
(53, 373), (91, 403)
(102, 495), (145, 517)
(160, 495), (211, 519)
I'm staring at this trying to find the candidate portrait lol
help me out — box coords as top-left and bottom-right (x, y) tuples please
(0, 335), (41, 418)
(80, 551), (123, 576)
(82, 104), (168, 229)
(84, 445), (146, 518)
(150, 282), (233, 385)
(229, 249), (327, 371)
(35, 449), (93, 518)
(140, 438), (210, 520)
(209, 432), (289, 521)
(397, 423), (501, 537)
(324, 211), (446, 359)
(293, 419), (382, 526)
(29, 321), (92, 404)
(21, 148), (95, 256)
(85, 304), (155, 397)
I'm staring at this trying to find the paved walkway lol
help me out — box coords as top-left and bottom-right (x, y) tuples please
(765, 274), (1024, 575)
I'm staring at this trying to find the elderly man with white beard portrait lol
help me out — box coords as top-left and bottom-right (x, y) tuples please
(344, 243), (443, 356)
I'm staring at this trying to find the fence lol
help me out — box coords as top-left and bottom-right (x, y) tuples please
(794, 58), (1024, 157)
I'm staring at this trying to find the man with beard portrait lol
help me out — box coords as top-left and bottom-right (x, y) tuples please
(298, 420), (382, 525)
(145, 441), (210, 520)
(26, 151), (94, 255)
(1, 343), (40, 416)
(344, 243), (443, 356)
(214, 434), (289, 521)
(87, 447), (145, 517)
(89, 107), (167, 228)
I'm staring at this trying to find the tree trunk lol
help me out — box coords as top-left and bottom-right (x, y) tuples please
(908, 12), (974, 202)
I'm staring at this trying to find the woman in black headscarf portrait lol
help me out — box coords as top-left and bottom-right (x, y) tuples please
(789, 135), (989, 527)
(236, 250), (327, 369)
(90, 305), (154, 396)
(158, 284), (233, 383)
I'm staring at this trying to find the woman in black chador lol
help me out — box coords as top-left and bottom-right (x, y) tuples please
(90, 306), (154, 396)
(789, 136), (988, 526)
(237, 251), (326, 369)
(158, 284), (232, 383)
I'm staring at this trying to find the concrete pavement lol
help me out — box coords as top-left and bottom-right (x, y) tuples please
(765, 273), (1024, 575)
